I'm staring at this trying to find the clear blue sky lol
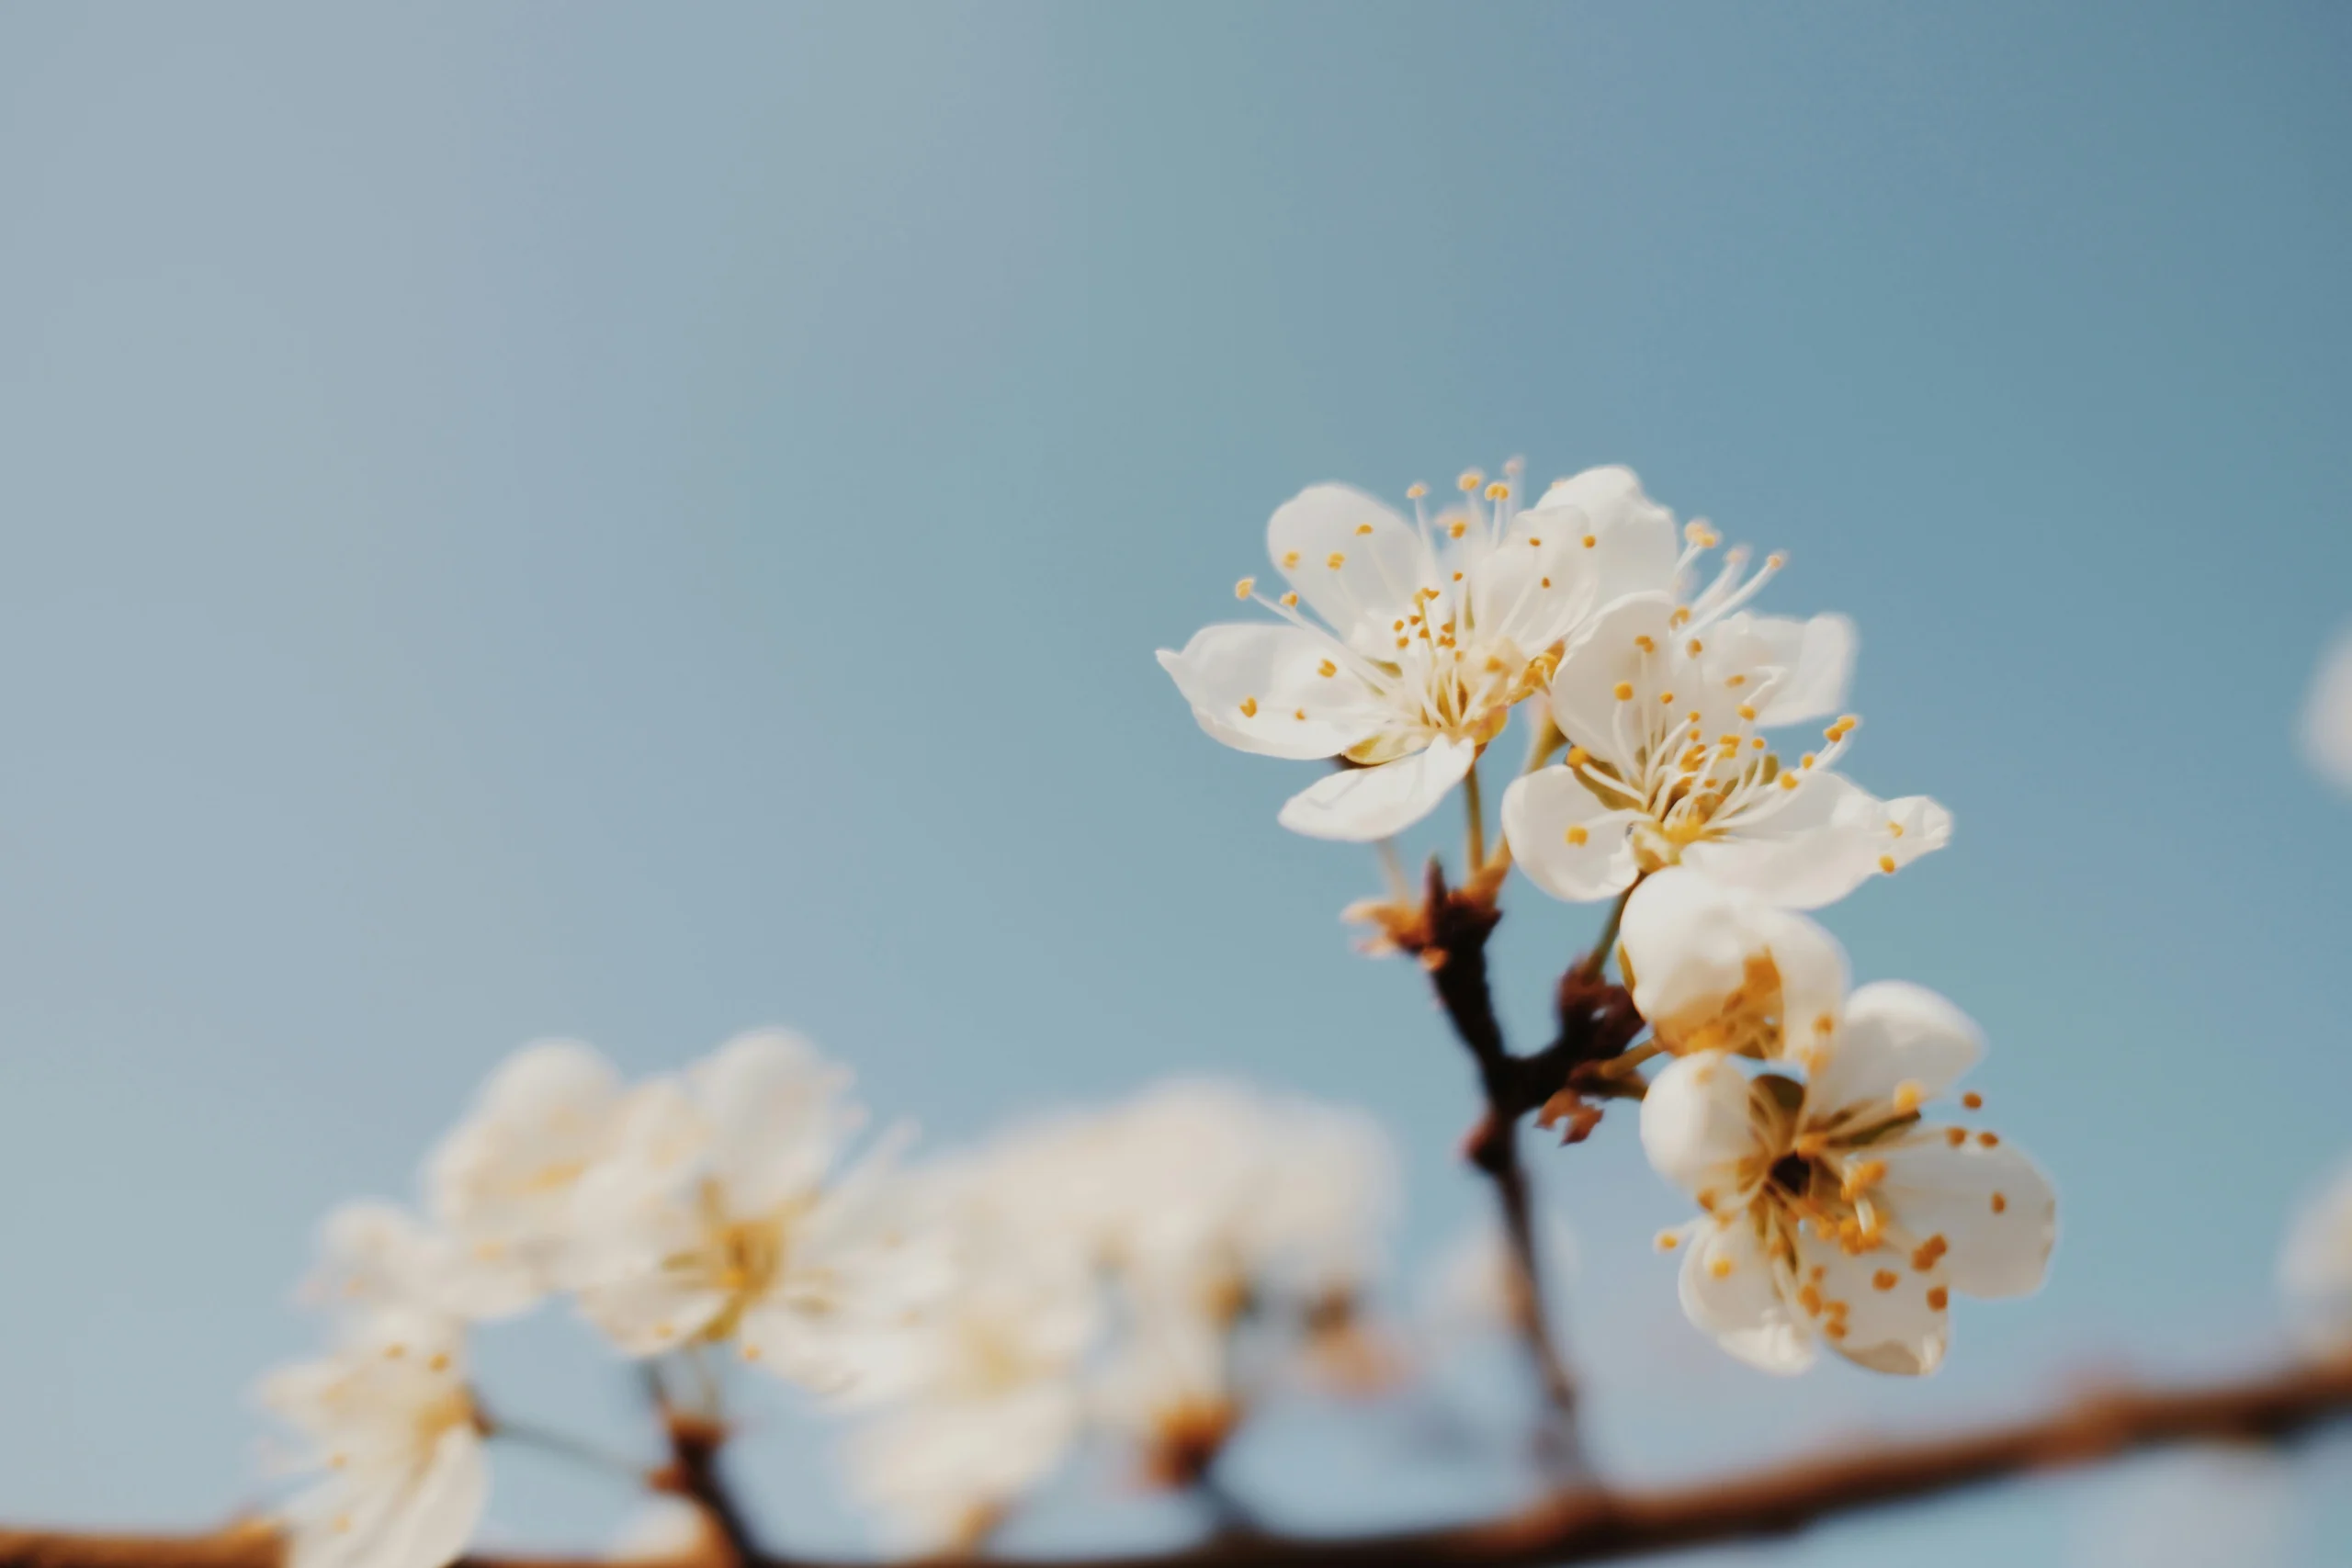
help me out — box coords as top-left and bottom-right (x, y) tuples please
(0, 4), (2347, 1562)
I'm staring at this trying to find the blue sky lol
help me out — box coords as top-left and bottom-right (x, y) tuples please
(0, 3), (2347, 1562)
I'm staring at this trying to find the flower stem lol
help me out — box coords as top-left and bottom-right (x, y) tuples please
(1464, 759), (1487, 872)
(1576, 883), (1636, 984)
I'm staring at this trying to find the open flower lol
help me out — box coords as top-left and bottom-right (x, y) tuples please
(1501, 579), (1948, 909)
(1643, 982), (2054, 1376)
(257, 1307), (487, 1568)
(2280, 1160), (2352, 1353)
(1159, 464), (1679, 840)
(566, 1031), (939, 1393)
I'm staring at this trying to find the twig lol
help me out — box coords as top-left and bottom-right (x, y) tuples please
(644, 1368), (763, 1568)
(14, 1358), (2350, 1568)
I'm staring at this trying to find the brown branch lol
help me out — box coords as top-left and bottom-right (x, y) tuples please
(9, 1358), (2348, 1568)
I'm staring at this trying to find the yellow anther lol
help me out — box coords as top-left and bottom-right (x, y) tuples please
(1457, 470), (1483, 491)
(1565, 825), (1589, 846)
(1453, 570), (1464, 581)
(1888, 819), (1905, 838)
(1396, 637), (1408, 649)
(1634, 635), (1656, 652)
(1527, 535), (1542, 547)
(1891, 1079), (1925, 1112)
(1354, 522), (1374, 536)
(1283, 550), (1301, 568)
(1566, 746), (1589, 766)
(1990, 1191), (2008, 1214)
(1709, 1255), (1735, 1280)
(1878, 854), (1896, 874)
(1293, 708), (1306, 721)
(427, 1351), (450, 1372)
(1656, 1230), (1681, 1251)
(1962, 1091), (1983, 1111)
(1767, 552), (1787, 570)
(1793, 1133), (1827, 1158)
(1978, 1131), (2000, 1148)
(1317, 660), (1337, 678)
(1927, 1286), (1950, 1311)
(1394, 618), (1406, 631)
(1580, 534), (1596, 548)
(1448, 519), (1467, 539)
(1327, 551), (1346, 570)
(741, 1343), (763, 1362)
(1686, 638), (1703, 656)
(1280, 591), (1298, 607)
(1234, 576), (1255, 600)
(1726, 672), (1747, 687)
(1670, 606), (1691, 626)
(1778, 773), (1799, 790)
(1751, 737), (1766, 750)
(1487, 481), (1510, 500)
(1407, 482), (1428, 500)
(1238, 696), (1259, 718)
(1945, 1125), (1967, 1147)
(1540, 575), (1552, 588)
(1737, 704), (1757, 721)
(1814, 1012), (1836, 1034)
(1800, 752), (1816, 769)
(1872, 1269), (1899, 1292)
(1613, 682), (1634, 701)
(1797, 1284), (1824, 1315)
(1657, 690), (1676, 705)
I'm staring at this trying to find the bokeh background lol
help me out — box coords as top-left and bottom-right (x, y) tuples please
(1, 3), (2348, 1562)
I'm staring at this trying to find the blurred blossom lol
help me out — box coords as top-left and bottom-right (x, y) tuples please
(1419, 1211), (1579, 1347)
(1157, 464), (1679, 841)
(256, 1306), (486, 1568)
(604, 1499), (710, 1562)
(565, 1031), (942, 1390)
(1641, 905), (2053, 1375)
(1502, 572), (1946, 911)
(2280, 1159), (2352, 1351)
(2069, 1448), (2295, 1568)
(2300, 630), (2352, 793)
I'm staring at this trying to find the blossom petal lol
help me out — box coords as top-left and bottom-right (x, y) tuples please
(691, 1030), (860, 1209)
(1544, 593), (1679, 770)
(1708, 612), (1855, 727)
(1796, 1230), (1951, 1376)
(1498, 770), (1643, 903)
(1266, 485), (1436, 647)
(1640, 1053), (1762, 1201)
(1676, 1215), (1815, 1375)
(1680, 769), (1886, 909)
(1806, 981), (1984, 1122)
(1532, 467), (1680, 606)
(1275, 737), (1476, 841)
(1618, 868), (1849, 1061)
(1879, 1129), (2055, 1301)
(1468, 506), (1601, 652)
(375, 1427), (489, 1568)
(1156, 624), (1387, 761)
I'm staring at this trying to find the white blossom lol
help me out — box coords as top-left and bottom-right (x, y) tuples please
(2279, 1159), (2352, 1352)
(1642, 974), (2053, 1376)
(2300, 629), (2352, 794)
(565, 1031), (939, 1393)
(1501, 570), (1948, 908)
(1615, 866), (1849, 1059)
(1159, 465), (1679, 840)
(257, 1307), (487, 1568)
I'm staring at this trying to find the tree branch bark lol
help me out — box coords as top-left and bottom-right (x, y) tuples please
(8, 1358), (2346, 1568)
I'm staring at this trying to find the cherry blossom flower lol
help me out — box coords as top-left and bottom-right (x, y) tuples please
(565, 1031), (939, 1393)
(1159, 464), (1679, 840)
(2279, 1159), (2352, 1352)
(257, 1307), (487, 1568)
(302, 1201), (534, 1325)
(1501, 576), (1949, 909)
(1614, 867), (1849, 1059)
(1642, 982), (2053, 1375)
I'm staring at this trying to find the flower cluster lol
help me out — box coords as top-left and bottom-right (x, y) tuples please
(259, 1040), (1396, 1568)
(1165, 462), (2052, 1375)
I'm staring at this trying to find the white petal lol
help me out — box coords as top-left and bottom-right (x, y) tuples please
(1831, 788), (1954, 875)
(1275, 737), (1476, 840)
(1266, 484), (1437, 647)
(1466, 506), (1601, 652)
(1639, 1053), (1763, 1201)
(1155, 624), (1387, 761)
(1806, 981), (1984, 1122)
(1532, 467), (1680, 605)
(1544, 593), (1679, 769)
(1795, 1230), (1950, 1376)
(1618, 868), (1849, 1060)
(1676, 1214), (1815, 1375)
(1498, 770), (1642, 903)
(378, 1427), (489, 1568)
(1710, 612), (1855, 727)
(691, 1030), (860, 1209)
(1681, 769), (1885, 910)
(1879, 1129), (2055, 1300)
(848, 1388), (1081, 1552)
